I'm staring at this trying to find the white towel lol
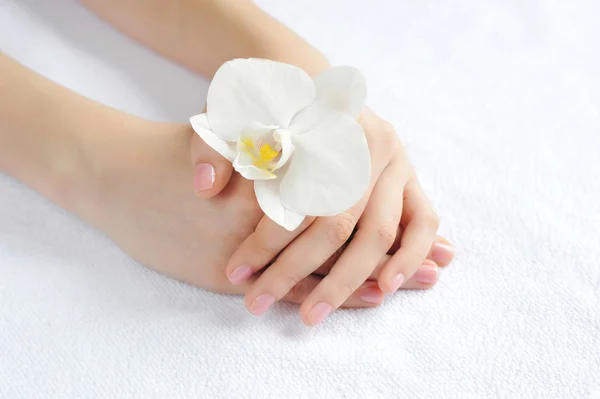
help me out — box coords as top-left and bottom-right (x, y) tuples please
(1, 0), (599, 398)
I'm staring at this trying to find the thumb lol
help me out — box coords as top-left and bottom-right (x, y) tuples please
(190, 133), (234, 199)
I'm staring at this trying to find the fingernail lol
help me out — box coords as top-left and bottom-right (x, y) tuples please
(390, 273), (406, 293)
(229, 265), (253, 285)
(414, 265), (439, 285)
(359, 287), (383, 304)
(430, 242), (454, 265)
(194, 163), (215, 192)
(308, 302), (332, 326)
(249, 294), (275, 316)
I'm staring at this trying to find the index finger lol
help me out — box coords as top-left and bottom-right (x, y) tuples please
(225, 215), (315, 285)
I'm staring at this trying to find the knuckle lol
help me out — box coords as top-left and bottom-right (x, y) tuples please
(322, 275), (356, 301)
(252, 233), (282, 260)
(257, 243), (280, 259)
(376, 224), (397, 248)
(341, 282), (355, 298)
(326, 215), (355, 247)
(355, 224), (397, 250)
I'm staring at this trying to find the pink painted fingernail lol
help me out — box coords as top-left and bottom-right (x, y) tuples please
(229, 265), (252, 285)
(359, 287), (383, 304)
(390, 273), (406, 293)
(249, 294), (275, 316)
(308, 302), (332, 326)
(194, 163), (215, 192)
(430, 242), (454, 265)
(414, 265), (439, 285)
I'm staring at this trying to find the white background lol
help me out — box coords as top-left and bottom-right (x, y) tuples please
(1, 0), (599, 398)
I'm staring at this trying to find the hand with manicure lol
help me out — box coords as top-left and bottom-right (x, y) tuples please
(191, 107), (455, 325)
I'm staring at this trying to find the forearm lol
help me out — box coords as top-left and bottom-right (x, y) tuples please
(80, 0), (330, 78)
(0, 54), (141, 211)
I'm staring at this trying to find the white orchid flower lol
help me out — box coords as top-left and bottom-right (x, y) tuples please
(190, 58), (371, 231)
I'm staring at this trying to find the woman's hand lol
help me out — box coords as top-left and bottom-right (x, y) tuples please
(1, 50), (450, 322)
(77, 119), (447, 308)
(223, 107), (454, 325)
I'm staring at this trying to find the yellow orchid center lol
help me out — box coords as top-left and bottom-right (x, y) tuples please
(241, 138), (280, 170)
(259, 143), (279, 163)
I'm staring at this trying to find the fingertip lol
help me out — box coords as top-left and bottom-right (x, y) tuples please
(429, 241), (455, 267)
(300, 312), (313, 327)
(228, 265), (253, 285)
(413, 264), (440, 286)
(298, 301), (313, 326)
(247, 293), (276, 316)
(377, 277), (389, 294)
(193, 162), (217, 198)
(422, 258), (437, 267)
(244, 290), (264, 315)
(395, 263), (439, 290)
(193, 161), (233, 199)
(377, 267), (400, 294)
(298, 297), (326, 327)
(244, 293), (253, 313)
(357, 285), (385, 306)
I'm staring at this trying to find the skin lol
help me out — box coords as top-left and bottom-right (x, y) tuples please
(226, 107), (448, 325)
(1, 0), (455, 324)
(0, 55), (451, 309)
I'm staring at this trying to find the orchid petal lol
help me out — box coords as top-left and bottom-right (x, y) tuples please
(255, 178), (305, 231)
(288, 102), (324, 135)
(207, 58), (316, 141)
(240, 121), (278, 142)
(189, 113), (236, 162)
(271, 129), (295, 171)
(313, 66), (366, 118)
(280, 112), (371, 216)
(233, 151), (276, 180)
(289, 66), (366, 133)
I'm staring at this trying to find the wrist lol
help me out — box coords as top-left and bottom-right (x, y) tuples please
(256, 45), (331, 77)
(55, 111), (155, 223)
(0, 55), (90, 211)
(245, 5), (331, 77)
